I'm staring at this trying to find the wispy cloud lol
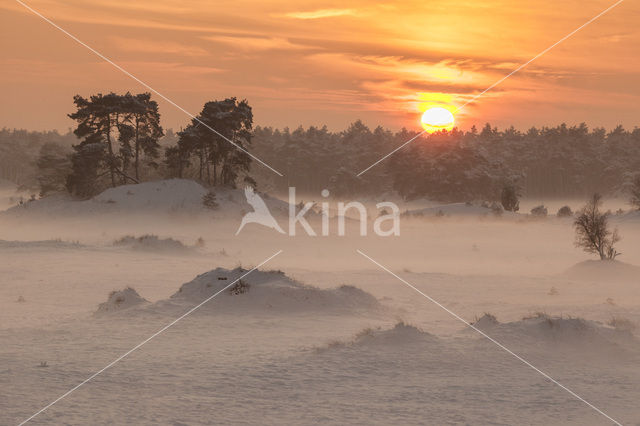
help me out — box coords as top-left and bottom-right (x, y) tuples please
(202, 35), (309, 52)
(282, 8), (356, 20)
(110, 36), (209, 56)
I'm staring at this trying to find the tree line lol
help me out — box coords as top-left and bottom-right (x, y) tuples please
(1, 91), (639, 208)
(251, 122), (640, 202)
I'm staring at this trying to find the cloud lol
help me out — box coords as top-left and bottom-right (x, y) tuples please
(110, 37), (209, 56)
(202, 35), (310, 52)
(113, 61), (225, 75)
(282, 8), (356, 20)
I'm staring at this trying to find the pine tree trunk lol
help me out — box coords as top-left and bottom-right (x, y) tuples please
(198, 145), (204, 181)
(134, 115), (140, 181)
(205, 146), (211, 185)
(106, 115), (116, 187)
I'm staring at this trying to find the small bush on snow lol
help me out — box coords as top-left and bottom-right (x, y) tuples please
(228, 279), (250, 295)
(557, 205), (573, 217)
(530, 205), (548, 217)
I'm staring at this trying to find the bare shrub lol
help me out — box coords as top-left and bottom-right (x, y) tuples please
(522, 311), (549, 321)
(228, 279), (250, 295)
(473, 312), (498, 325)
(573, 193), (621, 260)
(355, 327), (376, 339)
(202, 190), (219, 210)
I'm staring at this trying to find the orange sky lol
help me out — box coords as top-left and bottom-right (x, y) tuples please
(1, 0), (638, 132)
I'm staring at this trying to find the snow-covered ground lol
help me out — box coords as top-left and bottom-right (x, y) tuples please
(1, 181), (640, 425)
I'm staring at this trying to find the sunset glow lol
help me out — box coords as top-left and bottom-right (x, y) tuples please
(0, 1), (636, 131)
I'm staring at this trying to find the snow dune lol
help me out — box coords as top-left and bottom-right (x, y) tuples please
(2, 179), (289, 218)
(97, 267), (383, 316)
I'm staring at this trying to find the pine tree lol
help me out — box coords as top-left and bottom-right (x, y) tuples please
(172, 98), (253, 187)
(66, 92), (163, 197)
(36, 142), (71, 196)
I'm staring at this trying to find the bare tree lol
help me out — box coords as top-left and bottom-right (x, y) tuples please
(574, 193), (621, 260)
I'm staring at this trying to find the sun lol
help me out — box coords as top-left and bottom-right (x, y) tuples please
(421, 107), (455, 133)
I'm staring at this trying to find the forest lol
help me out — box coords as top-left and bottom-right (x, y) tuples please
(1, 92), (639, 203)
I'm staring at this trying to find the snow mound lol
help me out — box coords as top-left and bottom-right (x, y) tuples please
(114, 234), (193, 253)
(3, 179), (290, 219)
(472, 313), (499, 329)
(169, 267), (381, 313)
(93, 179), (208, 212)
(351, 322), (435, 346)
(207, 187), (289, 219)
(474, 313), (636, 349)
(563, 260), (640, 284)
(316, 322), (437, 353)
(96, 287), (149, 314)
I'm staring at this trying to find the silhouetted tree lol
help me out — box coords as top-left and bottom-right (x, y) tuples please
(117, 93), (163, 181)
(501, 184), (520, 212)
(164, 145), (190, 178)
(66, 92), (163, 197)
(173, 98), (253, 187)
(35, 142), (71, 196)
(574, 193), (620, 260)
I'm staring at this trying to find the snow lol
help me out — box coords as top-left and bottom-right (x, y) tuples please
(616, 209), (640, 223)
(95, 287), (149, 314)
(563, 260), (640, 284)
(93, 179), (208, 212)
(165, 267), (382, 314)
(2, 179), (289, 219)
(2, 181), (640, 424)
